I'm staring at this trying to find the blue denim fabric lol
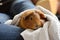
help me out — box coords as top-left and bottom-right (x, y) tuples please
(0, 13), (24, 40)
(0, 0), (35, 40)
(10, 0), (35, 18)
(0, 24), (24, 40)
(0, 13), (10, 24)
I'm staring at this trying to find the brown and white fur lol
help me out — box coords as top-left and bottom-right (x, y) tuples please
(5, 9), (47, 30)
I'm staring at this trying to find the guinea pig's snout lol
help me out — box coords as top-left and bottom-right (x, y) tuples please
(34, 25), (41, 30)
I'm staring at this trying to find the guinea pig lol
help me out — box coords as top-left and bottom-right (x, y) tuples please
(5, 9), (47, 30)
(17, 9), (47, 30)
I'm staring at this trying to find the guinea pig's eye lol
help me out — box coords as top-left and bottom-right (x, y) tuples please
(30, 17), (32, 20)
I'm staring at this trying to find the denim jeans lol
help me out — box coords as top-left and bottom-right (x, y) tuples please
(0, 13), (10, 24)
(0, 13), (24, 40)
(10, 0), (35, 18)
(0, 24), (24, 40)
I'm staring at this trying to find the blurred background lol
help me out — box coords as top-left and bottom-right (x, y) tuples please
(0, 0), (60, 20)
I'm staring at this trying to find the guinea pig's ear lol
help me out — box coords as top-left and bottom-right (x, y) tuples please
(24, 14), (33, 20)
(23, 10), (34, 20)
(39, 13), (46, 19)
(35, 10), (46, 19)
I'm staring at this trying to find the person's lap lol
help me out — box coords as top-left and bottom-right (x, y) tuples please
(0, 13), (10, 24)
(0, 13), (24, 40)
(0, 24), (24, 40)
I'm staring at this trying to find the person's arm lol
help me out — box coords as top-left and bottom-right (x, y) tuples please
(0, 24), (24, 40)
(10, 0), (35, 18)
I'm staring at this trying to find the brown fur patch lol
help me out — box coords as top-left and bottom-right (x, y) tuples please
(18, 10), (46, 30)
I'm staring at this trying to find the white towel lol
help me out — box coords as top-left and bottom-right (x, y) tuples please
(21, 6), (60, 40)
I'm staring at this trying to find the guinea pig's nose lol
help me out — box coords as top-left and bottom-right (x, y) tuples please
(34, 25), (40, 30)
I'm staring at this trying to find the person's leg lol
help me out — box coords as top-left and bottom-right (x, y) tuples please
(0, 13), (10, 23)
(0, 24), (24, 40)
(10, 0), (35, 18)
